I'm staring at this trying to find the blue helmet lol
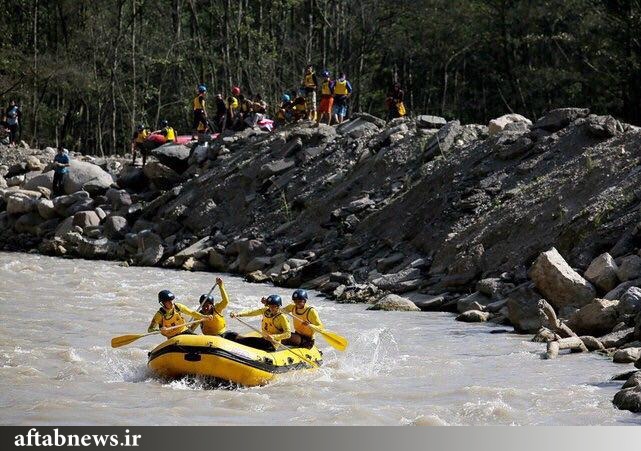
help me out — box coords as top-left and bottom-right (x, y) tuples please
(198, 84), (207, 93)
(282, 94), (291, 102)
(292, 289), (308, 301)
(321, 70), (330, 77)
(265, 294), (282, 306)
(158, 289), (175, 303)
(199, 294), (215, 305)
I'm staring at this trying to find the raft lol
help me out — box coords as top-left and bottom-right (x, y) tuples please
(147, 333), (322, 387)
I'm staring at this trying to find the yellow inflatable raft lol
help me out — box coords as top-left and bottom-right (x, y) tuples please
(147, 333), (322, 387)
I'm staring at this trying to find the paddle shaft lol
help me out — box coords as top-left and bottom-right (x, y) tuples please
(111, 318), (206, 348)
(283, 311), (348, 351)
(232, 316), (318, 368)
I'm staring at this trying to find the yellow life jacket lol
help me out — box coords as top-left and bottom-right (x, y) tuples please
(201, 308), (226, 335)
(240, 100), (252, 113)
(134, 129), (149, 144)
(321, 81), (332, 96)
(159, 305), (186, 338)
(291, 306), (315, 338)
(228, 97), (239, 110)
(304, 72), (316, 89)
(397, 102), (406, 117)
(164, 127), (176, 141)
(193, 95), (205, 111)
(262, 311), (285, 335)
(334, 80), (349, 95)
(293, 102), (306, 112)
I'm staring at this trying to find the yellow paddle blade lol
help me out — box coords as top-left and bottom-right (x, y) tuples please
(316, 328), (348, 351)
(111, 334), (145, 348)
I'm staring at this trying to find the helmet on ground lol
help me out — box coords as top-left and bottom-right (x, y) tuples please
(160, 119), (168, 127)
(198, 84), (207, 93)
(292, 289), (308, 301)
(199, 294), (215, 305)
(231, 86), (241, 96)
(265, 294), (282, 306)
(321, 70), (330, 77)
(158, 289), (175, 303)
(282, 94), (290, 102)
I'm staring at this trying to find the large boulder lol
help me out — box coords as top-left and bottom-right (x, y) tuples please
(506, 283), (546, 333)
(143, 162), (181, 190)
(172, 236), (213, 266)
(105, 188), (132, 209)
(586, 115), (621, 139)
(416, 115), (447, 129)
(488, 114), (532, 136)
(64, 160), (114, 194)
(336, 117), (381, 138)
(103, 215), (130, 239)
(5, 190), (41, 215)
(54, 216), (75, 238)
(613, 386), (641, 413)
(566, 299), (621, 337)
(528, 248), (596, 311)
(371, 267), (423, 293)
(135, 230), (164, 265)
(619, 287), (641, 316)
(72, 210), (101, 229)
(617, 255), (641, 282)
(35, 198), (57, 220)
(584, 253), (620, 292)
(367, 294), (420, 312)
(533, 108), (590, 132)
(116, 166), (149, 191)
(151, 144), (191, 173)
(25, 155), (45, 171)
(64, 232), (118, 259)
(613, 348), (641, 364)
(23, 171), (54, 192)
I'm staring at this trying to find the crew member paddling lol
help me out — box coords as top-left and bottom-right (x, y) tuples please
(230, 295), (291, 351)
(148, 290), (212, 338)
(282, 289), (322, 348)
(190, 277), (238, 339)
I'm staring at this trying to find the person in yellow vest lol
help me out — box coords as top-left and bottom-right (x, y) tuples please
(282, 289), (322, 349)
(192, 84), (208, 139)
(291, 88), (308, 122)
(151, 119), (176, 144)
(130, 124), (149, 166)
(317, 70), (334, 125)
(147, 289), (212, 339)
(189, 277), (238, 339)
(386, 82), (406, 121)
(332, 73), (353, 125)
(230, 295), (291, 351)
(301, 63), (318, 121)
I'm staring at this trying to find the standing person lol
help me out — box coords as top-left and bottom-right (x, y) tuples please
(332, 73), (353, 125)
(130, 124), (150, 167)
(282, 289), (323, 349)
(229, 295), (291, 351)
(226, 86), (241, 131)
(386, 82), (406, 121)
(4, 100), (21, 147)
(317, 70), (334, 125)
(292, 89), (308, 122)
(214, 94), (227, 132)
(52, 146), (70, 197)
(148, 289), (212, 339)
(301, 63), (318, 121)
(192, 84), (208, 139)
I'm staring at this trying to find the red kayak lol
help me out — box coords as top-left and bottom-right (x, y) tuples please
(147, 133), (220, 145)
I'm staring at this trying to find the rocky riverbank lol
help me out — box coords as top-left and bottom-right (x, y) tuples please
(3, 108), (641, 411)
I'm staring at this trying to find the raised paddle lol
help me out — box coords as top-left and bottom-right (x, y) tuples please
(188, 279), (223, 332)
(111, 319), (206, 348)
(231, 316), (319, 369)
(283, 311), (348, 351)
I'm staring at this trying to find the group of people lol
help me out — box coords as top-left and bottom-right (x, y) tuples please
(147, 278), (323, 352)
(276, 65), (353, 126)
(130, 120), (176, 167)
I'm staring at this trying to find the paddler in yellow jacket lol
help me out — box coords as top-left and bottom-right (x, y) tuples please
(189, 277), (238, 339)
(230, 295), (291, 351)
(282, 289), (323, 348)
(148, 289), (212, 339)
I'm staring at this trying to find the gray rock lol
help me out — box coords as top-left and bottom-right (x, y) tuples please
(376, 252), (405, 272)
(116, 166), (148, 191)
(105, 188), (132, 209)
(613, 348), (641, 363)
(605, 279), (641, 300)
(534, 108), (590, 132)
(620, 287), (641, 315)
(336, 117), (381, 138)
(6, 190), (40, 215)
(488, 114), (532, 136)
(54, 217), (75, 238)
(64, 160), (114, 195)
(457, 291), (493, 313)
(22, 171), (54, 192)
(613, 386), (641, 412)
(423, 120), (462, 160)
(528, 247), (596, 310)
(367, 294), (420, 312)
(151, 144), (191, 173)
(259, 159), (295, 178)
(584, 252), (620, 292)
(600, 327), (635, 348)
(35, 198), (56, 220)
(143, 162), (182, 190)
(506, 283), (546, 333)
(372, 267), (422, 293)
(72, 211), (101, 229)
(416, 115), (447, 129)
(617, 255), (641, 282)
(476, 278), (514, 298)
(208, 249), (228, 271)
(586, 115), (620, 139)
(580, 336), (605, 352)
(567, 298), (621, 337)
(14, 212), (44, 235)
(103, 216), (130, 239)
(64, 232), (118, 259)
(173, 236), (213, 265)
(456, 310), (491, 322)
(135, 230), (164, 265)
(245, 256), (272, 273)
(622, 372), (641, 389)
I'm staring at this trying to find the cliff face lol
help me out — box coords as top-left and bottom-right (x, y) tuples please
(1, 109), (640, 301)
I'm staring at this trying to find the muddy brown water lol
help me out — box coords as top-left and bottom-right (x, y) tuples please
(0, 252), (638, 425)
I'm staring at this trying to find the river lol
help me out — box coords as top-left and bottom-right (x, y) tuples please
(0, 252), (638, 425)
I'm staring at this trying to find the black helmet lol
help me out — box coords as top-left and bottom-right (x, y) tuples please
(265, 294), (282, 306)
(292, 289), (308, 301)
(158, 289), (175, 303)
(160, 119), (168, 127)
(136, 124), (145, 131)
(199, 294), (215, 305)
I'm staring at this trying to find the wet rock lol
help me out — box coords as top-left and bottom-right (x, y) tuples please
(506, 283), (546, 333)
(488, 114), (532, 136)
(245, 256), (272, 273)
(72, 211), (101, 229)
(64, 232), (118, 259)
(579, 336), (605, 351)
(584, 252), (620, 292)
(64, 160), (113, 195)
(103, 216), (130, 239)
(600, 327), (635, 348)
(135, 230), (164, 265)
(567, 299), (621, 337)
(246, 270), (270, 283)
(617, 255), (641, 282)
(619, 287), (641, 315)
(151, 144), (191, 173)
(143, 162), (181, 190)
(528, 247), (596, 310)
(457, 291), (493, 313)
(456, 310), (490, 322)
(534, 108), (590, 132)
(371, 267), (422, 293)
(367, 294), (420, 312)
(613, 348), (641, 363)
(622, 372), (641, 389)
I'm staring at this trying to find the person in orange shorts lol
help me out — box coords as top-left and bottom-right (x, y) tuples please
(317, 70), (335, 125)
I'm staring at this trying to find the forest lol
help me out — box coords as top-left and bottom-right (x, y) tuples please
(0, 0), (639, 155)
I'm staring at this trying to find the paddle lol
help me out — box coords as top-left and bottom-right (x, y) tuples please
(283, 311), (348, 351)
(231, 316), (319, 369)
(111, 319), (206, 348)
(188, 280), (222, 332)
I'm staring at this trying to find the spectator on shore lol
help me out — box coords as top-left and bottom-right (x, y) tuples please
(3, 100), (22, 147)
(52, 146), (70, 197)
